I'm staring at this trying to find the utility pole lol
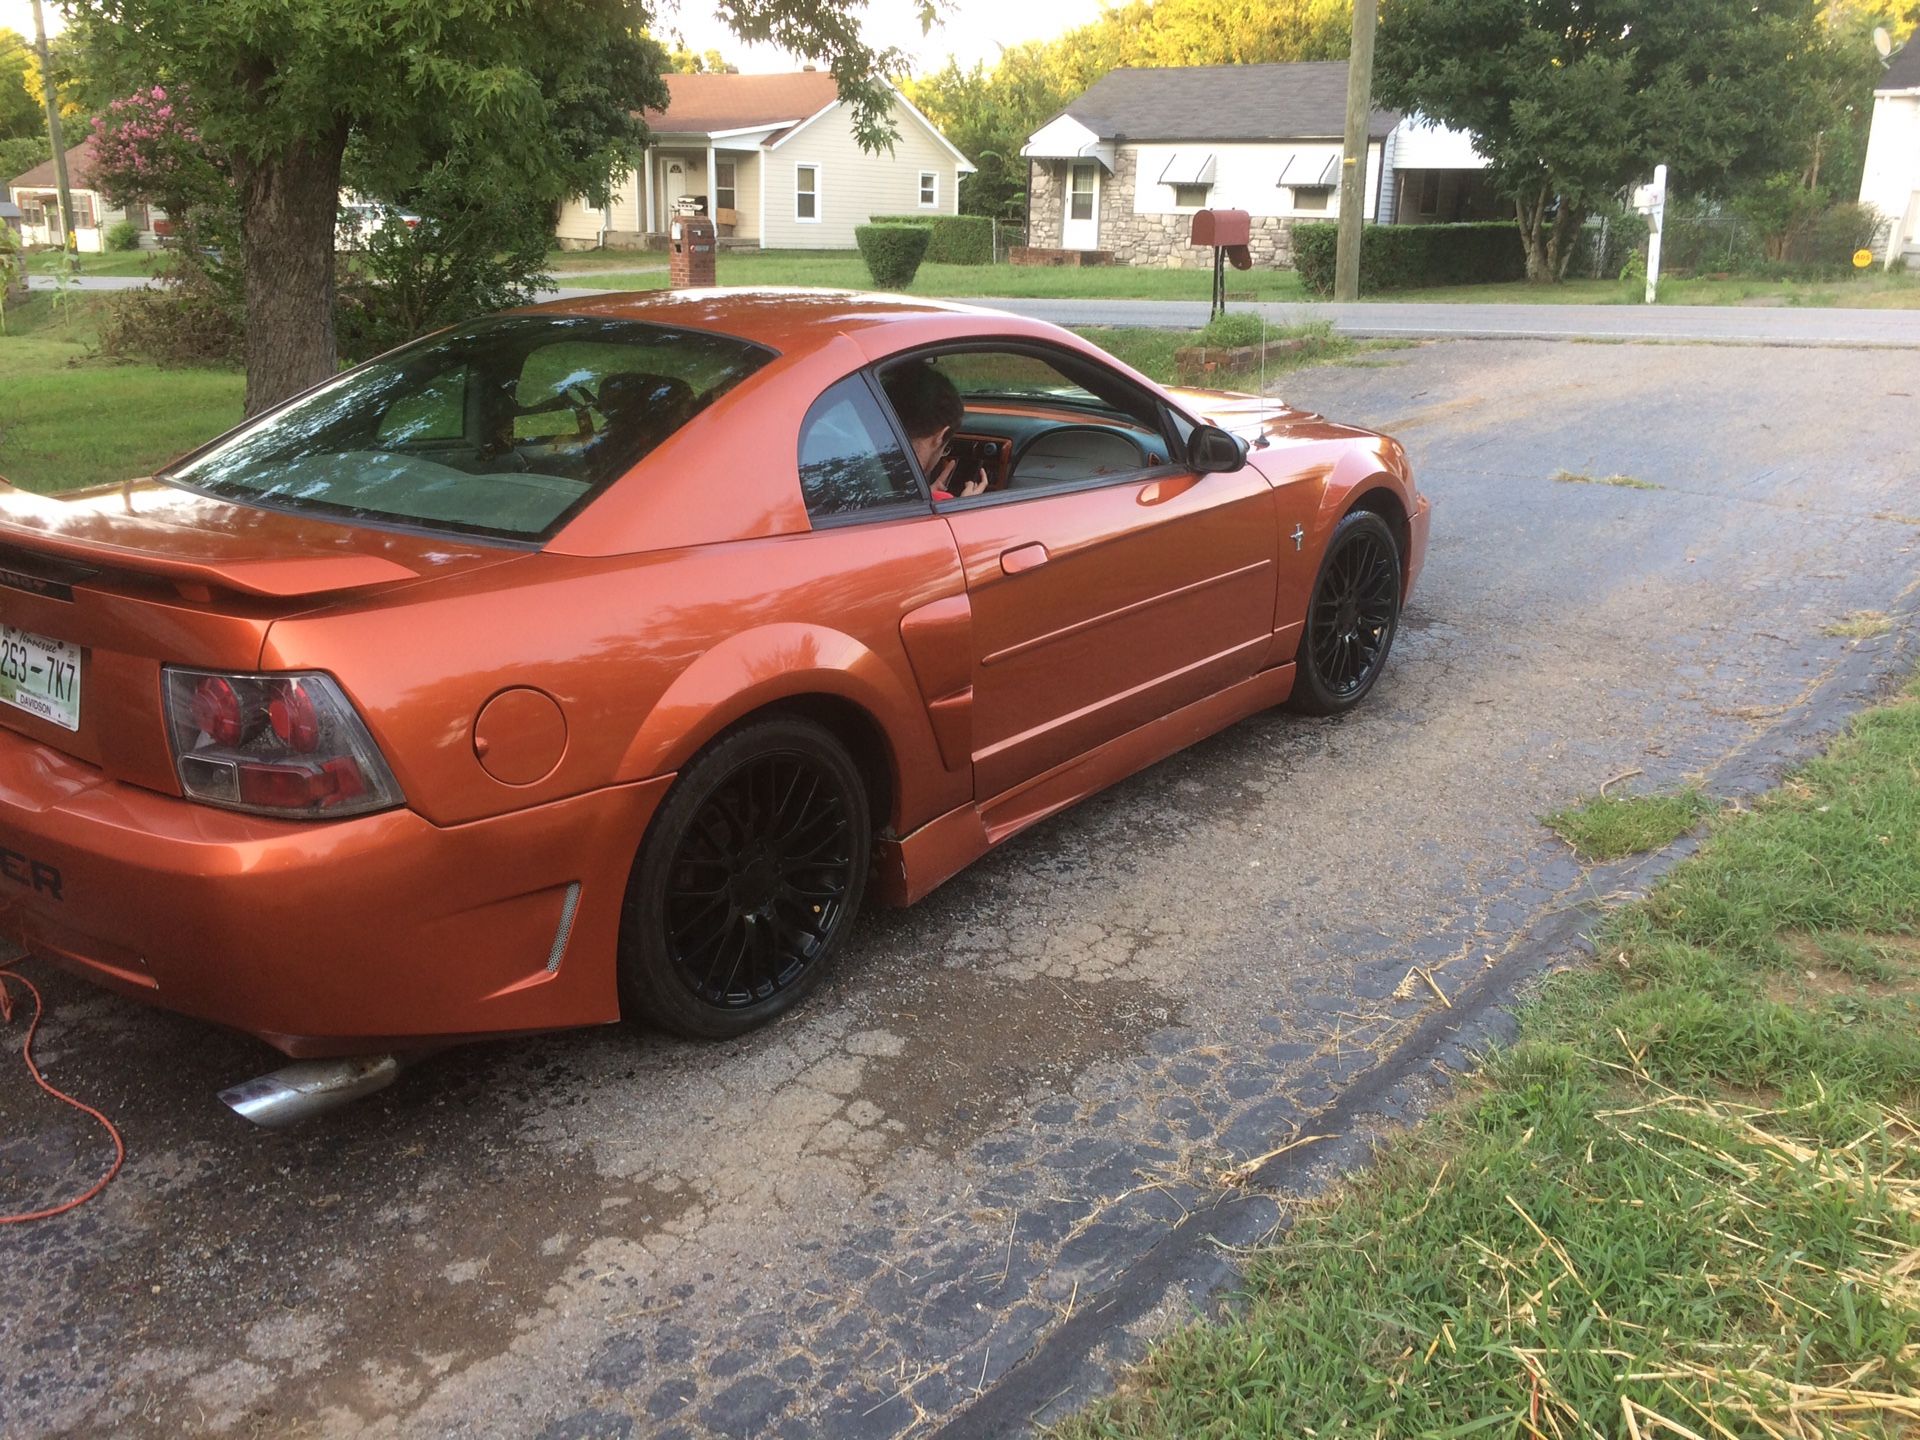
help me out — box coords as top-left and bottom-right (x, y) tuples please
(30, 0), (77, 255)
(1334, 0), (1379, 303)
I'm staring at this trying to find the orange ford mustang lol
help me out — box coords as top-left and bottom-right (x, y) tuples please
(0, 290), (1427, 1060)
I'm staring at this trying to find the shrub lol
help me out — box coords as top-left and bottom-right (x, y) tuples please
(99, 266), (243, 364)
(105, 219), (142, 252)
(867, 212), (993, 264)
(854, 224), (931, 289)
(1292, 221), (1525, 295)
(1198, 312), (1266, 347)
(334, 174), (553, 362)
(1577, 207), (1649, 280)
(1805, 203), (1884, 269)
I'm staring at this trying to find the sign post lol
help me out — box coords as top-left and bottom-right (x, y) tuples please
(1644, 163), (1668, 306)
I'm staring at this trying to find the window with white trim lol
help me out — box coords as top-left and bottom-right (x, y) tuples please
(919, 171), (938, 207)
(715, 161), (736, 214)
(796, 164), (819, 222)
(1291, 186), (1331, 213)
(1171, 183), (1210, 208)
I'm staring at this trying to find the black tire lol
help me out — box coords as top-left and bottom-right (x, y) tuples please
(619, 717), (871, 1039)
(1289, 509), (1402, 716)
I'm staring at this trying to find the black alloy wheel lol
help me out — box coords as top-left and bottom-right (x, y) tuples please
(1290, 509), (1402, 715)
(620, 717), (870, 1038)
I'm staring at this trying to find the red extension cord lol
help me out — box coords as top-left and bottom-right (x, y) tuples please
(0, 965), (125, 1224)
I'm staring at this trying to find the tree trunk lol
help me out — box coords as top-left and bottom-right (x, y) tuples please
(1517, 189), (1552, 282)
(233, 121), (349, 416)
(1549, 203), (1586, 282)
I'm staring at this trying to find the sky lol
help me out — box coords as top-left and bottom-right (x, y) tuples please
(2, 0), (1110, 74)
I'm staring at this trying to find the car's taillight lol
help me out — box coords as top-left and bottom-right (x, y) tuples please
(162, 669), (404, 819)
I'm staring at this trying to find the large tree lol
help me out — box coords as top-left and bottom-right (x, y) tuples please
(67, 0), (920, 415)
(1375, 0), (1841, 281)
(0, 29), (44, 141)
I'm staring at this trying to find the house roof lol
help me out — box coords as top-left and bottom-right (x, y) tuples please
(7, 138), (99, 193)
(643, 71), (842, 137)
(1882, 41), (1920, 92)
(1045, 63), (1400, 144)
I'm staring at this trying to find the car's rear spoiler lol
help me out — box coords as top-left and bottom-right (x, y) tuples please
(0, 484), (422, 600)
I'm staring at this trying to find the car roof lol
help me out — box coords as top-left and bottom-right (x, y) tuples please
(522, 287), (1035, 356)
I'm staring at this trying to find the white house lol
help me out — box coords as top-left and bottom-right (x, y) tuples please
(6, 137), (169, 252)
(1860, 40), (1920, 267)
(555, 71), (974, 251)
(1020, 64), (1495, 268)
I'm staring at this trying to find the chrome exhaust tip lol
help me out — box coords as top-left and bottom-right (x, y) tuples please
(219, 1054), (403, 1128)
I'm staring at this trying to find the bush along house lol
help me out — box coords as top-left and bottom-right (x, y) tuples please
(1018, 62), (1495, 267)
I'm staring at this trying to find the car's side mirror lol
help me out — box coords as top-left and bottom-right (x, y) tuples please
(1189, 424), (1248, 474)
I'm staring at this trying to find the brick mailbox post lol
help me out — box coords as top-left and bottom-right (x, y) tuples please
(669, 215), (717, 289)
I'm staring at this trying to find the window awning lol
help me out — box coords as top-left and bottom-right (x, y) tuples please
(1159, 151), (1218, 186)
(1278, 152), (1339, 188)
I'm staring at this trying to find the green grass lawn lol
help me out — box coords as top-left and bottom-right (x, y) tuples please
(23, 248), (168, 279)
(1383, 270), (1920, 307)
(550, 245), (1920, 308)
(0, 294), (242, 492)
(1069, 323), (1360, 388)
(1062, 676), (1920, 1439)
(550, 247), (1309, 302)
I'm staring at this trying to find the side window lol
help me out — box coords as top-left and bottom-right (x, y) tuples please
(796, 378), (924, 520)
(378, 366), (469, 444)
(879, 345), (1176, 499)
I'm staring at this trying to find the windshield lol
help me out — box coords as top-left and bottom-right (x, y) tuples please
(167, 314), (775, 541)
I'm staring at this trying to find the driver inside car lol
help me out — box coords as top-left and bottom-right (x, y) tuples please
(880, 362), (990, 503)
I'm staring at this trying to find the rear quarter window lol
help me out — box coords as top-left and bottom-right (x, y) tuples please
(796, 378), (925, 521)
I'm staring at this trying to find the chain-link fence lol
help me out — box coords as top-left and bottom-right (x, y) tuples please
(990, 219), (1026, 263)
(1580, 198), (1889, 281)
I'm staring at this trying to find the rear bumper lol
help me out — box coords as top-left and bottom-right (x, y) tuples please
(0, 731), (670, 1056)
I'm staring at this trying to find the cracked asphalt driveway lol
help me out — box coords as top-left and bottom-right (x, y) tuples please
(4, 338), (1918, 1440)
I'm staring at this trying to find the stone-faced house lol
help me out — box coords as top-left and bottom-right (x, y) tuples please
(554, 71), (974, 251)
(1020, 63), (1491, 267)
(1859, 39), (1920, 267)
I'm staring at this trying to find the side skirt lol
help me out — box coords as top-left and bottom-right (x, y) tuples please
(873, 663), (1295, 907)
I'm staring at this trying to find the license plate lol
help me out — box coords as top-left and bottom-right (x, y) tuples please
(0, 626), (82, 731)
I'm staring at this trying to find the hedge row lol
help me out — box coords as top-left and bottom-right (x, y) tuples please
(854, 224), (932, 289)
(1293, 221), (1527, 295)
(868, 212), (993, 265)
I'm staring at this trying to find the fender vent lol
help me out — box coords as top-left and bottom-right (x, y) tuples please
(546, 882), (582, 973)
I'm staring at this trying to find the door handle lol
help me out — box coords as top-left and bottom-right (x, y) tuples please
(1000, 542), (1050, 575)
(1137, 474), (1202, 506)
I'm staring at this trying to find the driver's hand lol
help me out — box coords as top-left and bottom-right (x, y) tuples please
(957, 470), (989, 498)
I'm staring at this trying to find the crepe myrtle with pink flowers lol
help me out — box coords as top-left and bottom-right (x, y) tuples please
(90, 86), (227, 230)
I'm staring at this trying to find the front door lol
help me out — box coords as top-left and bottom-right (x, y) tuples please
(664, 161), (690, 213)
(1062, 162), (1099, 250)
(873, 343), (1277, 804)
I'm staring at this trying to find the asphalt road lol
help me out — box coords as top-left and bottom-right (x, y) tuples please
(39, 271), (1920, 346)
(978, 295), (1920, 346)
(4, 339), (1918, 1439)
